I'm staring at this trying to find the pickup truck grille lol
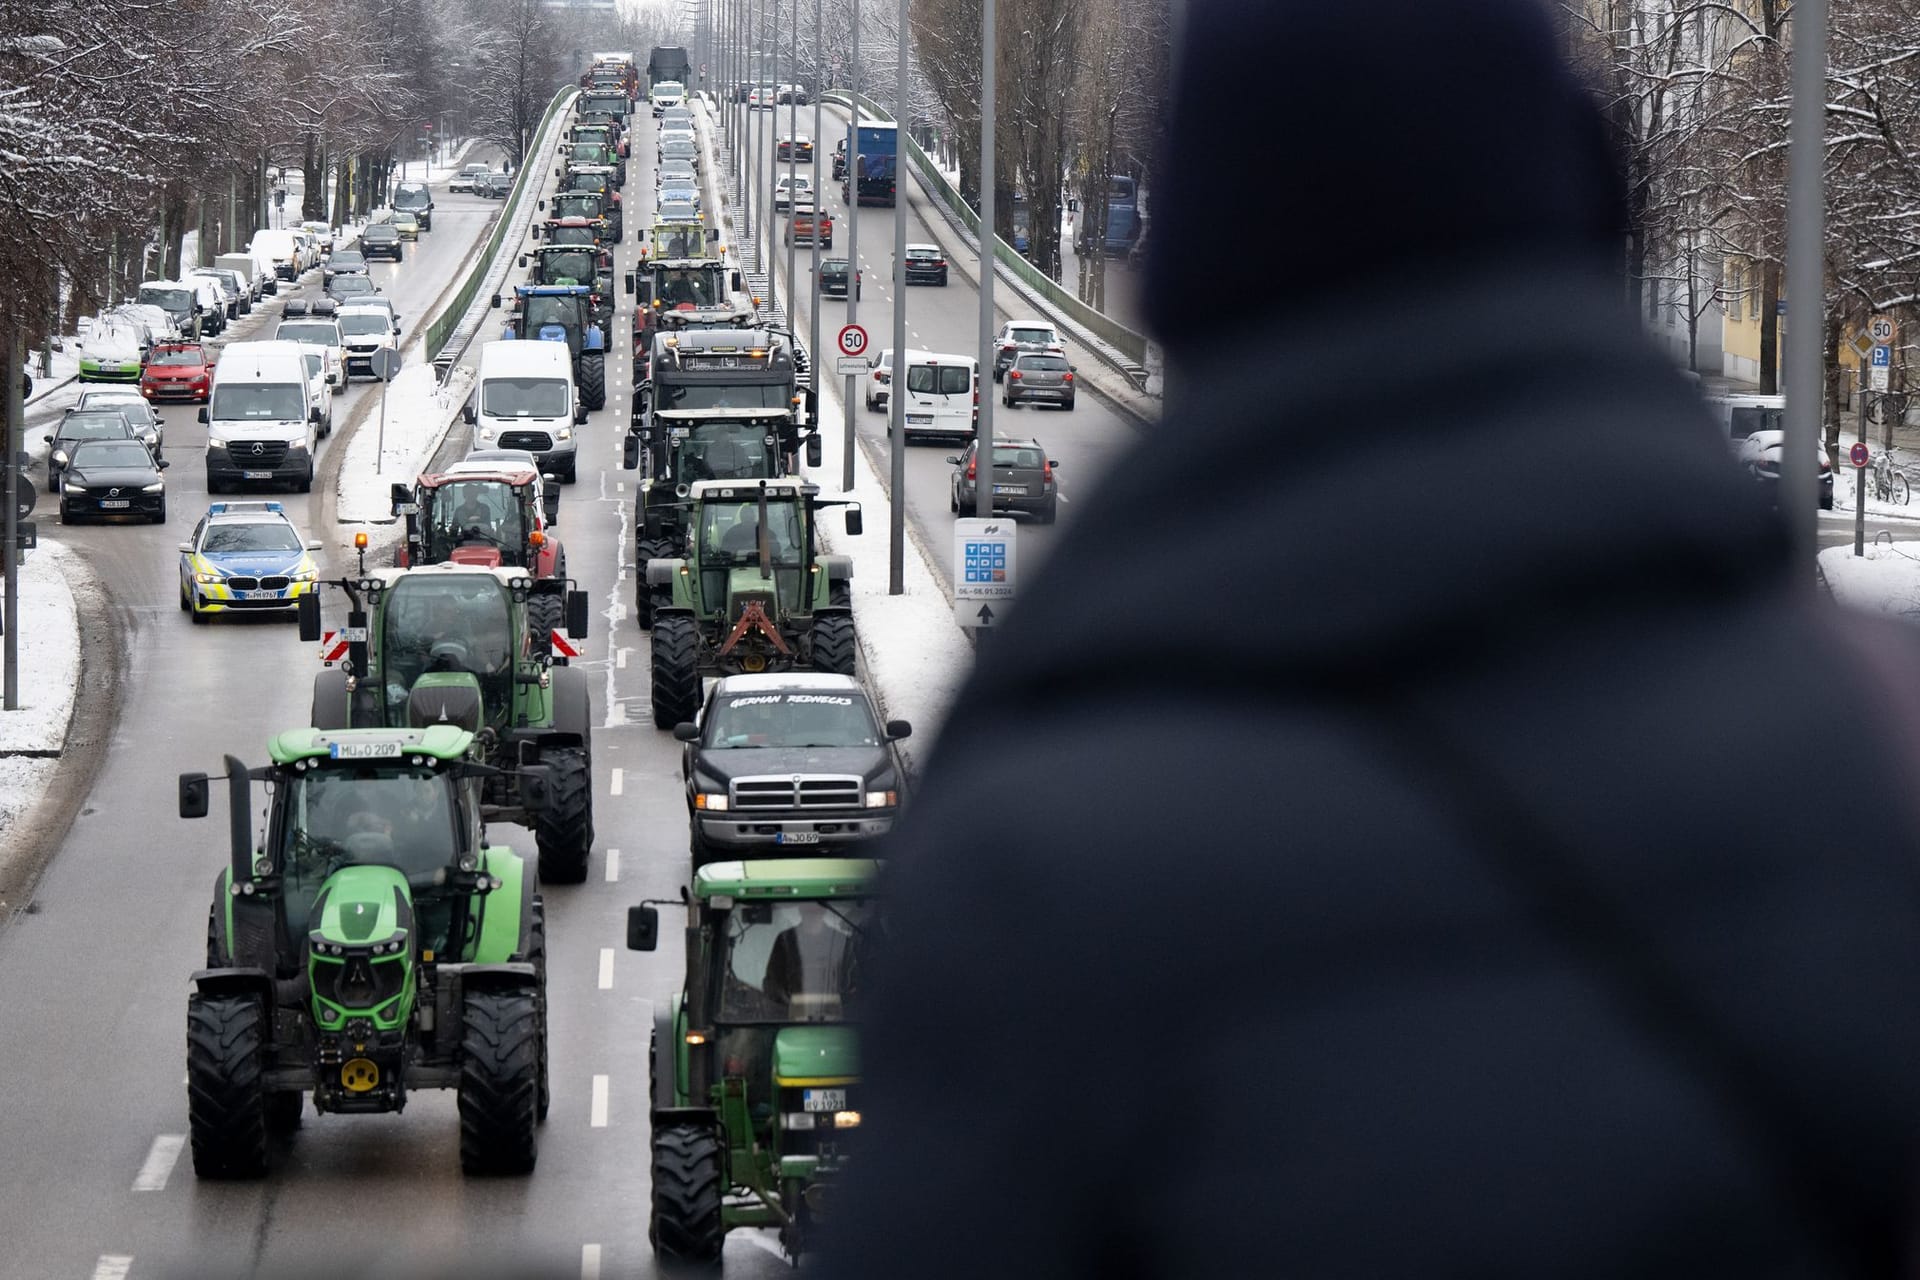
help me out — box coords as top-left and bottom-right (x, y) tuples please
(730, 775), (863, 810)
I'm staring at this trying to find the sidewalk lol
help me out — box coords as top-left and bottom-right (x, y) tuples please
(0, 542), (85, 884)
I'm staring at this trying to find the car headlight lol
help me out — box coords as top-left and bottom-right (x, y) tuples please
(864, 790), (896, 808)
(558, 427), (573, 441)
(195, 571), (223, 585)
(292, 566), (317, 582)
(63, 482), (85, 495)
(141, 481), (165, 493)
(207, 437), (228, 450)
(694, 793), (728, 811)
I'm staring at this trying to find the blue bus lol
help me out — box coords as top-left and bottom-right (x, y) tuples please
(845, 120), (898, 208)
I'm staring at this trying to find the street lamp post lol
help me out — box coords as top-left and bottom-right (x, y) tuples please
(1784, 0), (1826, 574)
(975, 0), (995, 518)
(843, 0), (860, 493)
(809, 0), (823, 444)
(889, 0), (908, 593)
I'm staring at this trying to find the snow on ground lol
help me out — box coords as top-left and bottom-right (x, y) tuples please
(0, 542), (84, 843)
(1819, 539), (1920, 621)
(335, 363), (474, 529)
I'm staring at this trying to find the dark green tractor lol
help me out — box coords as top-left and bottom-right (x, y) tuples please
(623, 411), (820, 626)
(520, 245), (614, 329)
(643, 479), (860, 729)
(180, 724), (550, 1177)
(300, 565), (597, 883)
(627, 857), (879, 1265)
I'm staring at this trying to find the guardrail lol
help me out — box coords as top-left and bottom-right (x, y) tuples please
(425, 84), (578, 361)
(819, 91), (1149, 368)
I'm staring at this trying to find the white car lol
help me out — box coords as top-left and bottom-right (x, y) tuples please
(773, 173), (813, 213)
(292, 348), (334, 436)
(865, 348), (896, 412)
(334, 302), (402, 382)
(275, 310), (346, 392)
(449, 163), (490, 194)
(991, 319), (1065, 382)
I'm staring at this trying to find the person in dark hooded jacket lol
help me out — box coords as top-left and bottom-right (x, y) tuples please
(826, 1), (1920, 1276)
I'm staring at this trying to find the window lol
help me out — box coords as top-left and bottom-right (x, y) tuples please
(906, 364), (971, 396)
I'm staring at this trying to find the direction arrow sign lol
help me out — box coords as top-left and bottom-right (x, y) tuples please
(837, 324), (869, 357)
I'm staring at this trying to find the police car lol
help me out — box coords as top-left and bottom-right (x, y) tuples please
(177, 501), (323, 622)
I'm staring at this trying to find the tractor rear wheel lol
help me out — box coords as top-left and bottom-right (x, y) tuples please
(516, 897), (551, 1122)
(579, 351), (608, 411)
(810, 612), (856, 676)
(649, 614), (701, 730)
(650, 1122), (725, 1268)
(634, 536), (678, 630)
(534, 747), (593, 885)
(186, 992), (271, 1179)
(458, 986), (541, 1175)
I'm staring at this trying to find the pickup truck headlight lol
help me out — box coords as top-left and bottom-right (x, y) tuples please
(694, 793), (728, 811)
(864, 790), (896, 808)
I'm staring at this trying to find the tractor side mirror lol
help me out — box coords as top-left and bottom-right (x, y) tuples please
(622, 433), (641, 470)
(623, 273), (635, 295)
(565, 589), (591, 639)
(731, 270), (743, 293)
(538, 199), (546, 210)
(574, 403), (588, 425)
(489, 294), (501, 308)
(309, 407), (321, 425)
(297, 593), (321, 642)
(844, 506), (864, 536)
(531, 225), (542, 241)
(626, 904), (660, 952)
(462, 401), (476, 424)
(805, 433), (822, 468)
(178, 773), (210, 820)
(543, 488), (560, 524)
(198, 407), (209, 424)
(518, 254), (528, 268)
(390, 482), (411, 516)
(673, 721), (699, 742)
(885, 719), (913, 741)
(519, 765), (551, 813)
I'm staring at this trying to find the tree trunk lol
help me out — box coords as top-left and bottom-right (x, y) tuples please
(302, 134), (327, 222)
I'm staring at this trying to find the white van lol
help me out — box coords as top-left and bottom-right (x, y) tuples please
(200, 341), (322, 493)
(871, 348), (979, 441)
(464, 340), (584, 482)
(250, 229), (303, 282)
(1703, 392), (1785, 441)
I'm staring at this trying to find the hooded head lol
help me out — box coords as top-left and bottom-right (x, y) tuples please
(1144, 0), (1627, 352)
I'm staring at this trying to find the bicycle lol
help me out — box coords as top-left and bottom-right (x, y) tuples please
(1871, 449), (1912, 505)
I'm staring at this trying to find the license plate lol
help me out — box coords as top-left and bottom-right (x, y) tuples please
(992, 484), (1023, 495)
(776, 830), (822, 845)
(329, 740), (403, 760)
(98, 499), (130, 509)
(906, 414), (933, 424)
(802, 1088), (846, 1112)
(237, 590), (279, 600)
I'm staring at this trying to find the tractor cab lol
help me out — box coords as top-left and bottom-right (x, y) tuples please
(564, 142), (614, 167)
(378, 571), (521, 729)
(529, 247), (604, 288)
(627, 857), (880, 1266)
(396, 471), (559, 574)
(545, 218), (601, 249)
(551, 192), (607, 221)
(509, 287), (594, 356)
(649, 414), (785, 488)
(646, 221), (713, 260)
(566, 167), (617, 203)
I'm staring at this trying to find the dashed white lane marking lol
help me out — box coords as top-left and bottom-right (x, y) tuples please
(132, 1134), (185, 1192)
(610, 768), (625, 796)
(590, 1074), (610, 1127)
(598, 947), (615, 990)
(605, 848), (621, 882)
(92, 1257), (133, 1280)
(616, 647), (630, 669)
(581, 1244), (602, 1280)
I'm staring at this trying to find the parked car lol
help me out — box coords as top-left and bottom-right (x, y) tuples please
(947, 434), (1058, 523)
(474, 170), (511, 198)
(1002, 350), (1076, 410)
(189, 267), (246, 319)
(900, 243), (949, 286)
(59, 438), (167, 524)
(138, 342), (215, 406)
(1738, 428), (1835, 510)
(45, 409), (139, 492)
(76, 314), (152, 382)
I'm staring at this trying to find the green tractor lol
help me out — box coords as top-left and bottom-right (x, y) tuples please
(644, 478), (861, 729)
(623, 411), (820, 626)
(299, 564), (597, 883)
(179, 724), (550, 1178)
(520, 245), (614, 329)
(627, 857), (879, 1265)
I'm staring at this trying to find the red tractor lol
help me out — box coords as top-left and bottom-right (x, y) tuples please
(390, 462), (571, 646)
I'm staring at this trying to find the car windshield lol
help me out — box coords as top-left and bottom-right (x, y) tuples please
(1010, 327), (1054, 345)
(279, 766), (459, 903)
(138, 286), (193, 311)
(339, 313), (390, 336)
(392, 186), (431, 209)
(481, 376), (570, 417)
(330, 278), (375, 296)
(210, 384), (304, 420)
(148, 348), (204, 367)
(660, 162), (695, 178)
(716, 899), (875, 1025)
(203, 521), (303, 554)
(706, 691), (878, 749)
(279, 323), (340, 345)
(427, 481), (526, 561)
(364, 226), (397, 241)
(669, 422), (777, 482)
(331, 252), (367, 269)
(907, 365), (971, 395)
(58, 414), (132, 441)
(70, 441), (151, 469)
(698, 497), (803, 565)
(381, 576), (516, 719)
(1730, 406), (1785, 437)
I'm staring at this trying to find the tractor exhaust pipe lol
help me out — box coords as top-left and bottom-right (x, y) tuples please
(757, 482), (772, 581)
(225, 754), (254, 888)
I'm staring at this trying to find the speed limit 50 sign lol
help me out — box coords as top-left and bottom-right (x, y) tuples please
(837, 324), (869, 357)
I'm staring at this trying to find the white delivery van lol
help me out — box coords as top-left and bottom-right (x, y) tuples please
(464, 340), (584, 482)
(200, 341), (322, 493)
(878, 348), (979, 442)
(250, 229), (303, 282)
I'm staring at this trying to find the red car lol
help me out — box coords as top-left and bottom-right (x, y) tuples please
(140, 342), (214, 403)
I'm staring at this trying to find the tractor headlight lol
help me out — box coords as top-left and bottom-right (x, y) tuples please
(694, 793), (728, 811)
(458, 853), (479, 872)
(834, 1110), (862, 1128)
(864, 791), (896, 808)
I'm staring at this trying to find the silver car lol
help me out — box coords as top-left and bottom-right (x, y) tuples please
(1003, 351), (1076, 410)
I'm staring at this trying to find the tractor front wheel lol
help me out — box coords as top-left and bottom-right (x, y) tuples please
(526, 593), (564, 663)
(579, 351), (608, 412)
(458, 986), (541, 1175)
(649, 614), (702, 730)
(810, 612), (856, 677)
(634, 537), (678, 630)
(534, 747), (593, 885)
(517, 897), (551, 1122)
(650, 1122), (726, 1268)
(186, 992), (271, 1179)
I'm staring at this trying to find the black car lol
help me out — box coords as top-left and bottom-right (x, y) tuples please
(818, 258), (861, 300)
(322, 249), (368, 283)
(901, 243), (949, 286)
(361, 223), (404, 262)
(46, 409), (139, 492)
(391, 181), (434, 231)
(831, 139), (847, 182)
(59, 438), (168, 524)
(675, 673), (911, 864)
(327, 274), (381, 302)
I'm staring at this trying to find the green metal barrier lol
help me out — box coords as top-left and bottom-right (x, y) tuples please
(820, 92), (1147, 367)
(426, 84), (579, 360)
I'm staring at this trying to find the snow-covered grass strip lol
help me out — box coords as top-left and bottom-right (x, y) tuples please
(334, 363), (474, 527)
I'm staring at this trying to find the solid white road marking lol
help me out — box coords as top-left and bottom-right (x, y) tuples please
(132, 1134), (185, 1192)
(580, 1244), (602, 1280)
(610, 768), (624, 796)
(606, 848), (621, 882)
(599, 948), (615, 990)
(92, 1258), (133, 1280)
(616, 647), (629, 669)
(591, 1074), (610, 1127)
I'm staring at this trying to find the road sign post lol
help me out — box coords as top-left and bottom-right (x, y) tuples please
(371, 347), (402, 475)
(1853, 437), (1871, 557)
(953, 518), (1017, 629)
(1871, 343), (1892, 393)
